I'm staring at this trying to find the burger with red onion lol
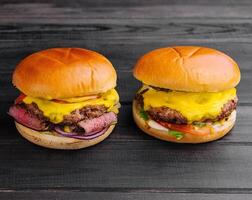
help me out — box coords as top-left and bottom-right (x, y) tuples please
(9, 48), (120, 149)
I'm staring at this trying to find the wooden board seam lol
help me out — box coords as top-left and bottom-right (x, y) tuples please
(1, 187), (252, 194)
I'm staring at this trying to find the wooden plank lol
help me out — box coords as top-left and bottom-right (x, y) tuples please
(1, 104), (252, 189)
(1, 191), (252, 200)
(0, 136), (252, 189)
(2, 0), (252, 7)
(0, 1), (252, 22)
(0, 21), (252, 43)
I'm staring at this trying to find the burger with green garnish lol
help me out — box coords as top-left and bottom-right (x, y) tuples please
(133, 46), (240, 143)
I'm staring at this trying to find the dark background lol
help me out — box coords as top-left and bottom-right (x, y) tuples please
(1, 0), (252, 199)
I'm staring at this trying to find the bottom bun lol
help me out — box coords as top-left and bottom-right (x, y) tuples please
(15, 122), (115, 149)
(133, 100), (236, 144)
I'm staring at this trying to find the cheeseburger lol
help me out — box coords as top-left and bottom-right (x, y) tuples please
(8, 48), (120, 149)
(133, 46), (240, 143)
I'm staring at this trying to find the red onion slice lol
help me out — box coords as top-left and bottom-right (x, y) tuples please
(54, 126), (108, 140)
(54, 126), (80, 136)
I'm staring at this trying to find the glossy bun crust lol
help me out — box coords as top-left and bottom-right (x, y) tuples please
(13, 48), (117, 99)
(133, 46), (240, 92)
(133, 100), (236, 143)
(15, 122), (115, 150)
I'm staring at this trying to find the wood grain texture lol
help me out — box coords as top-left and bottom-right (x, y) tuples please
(0, 0), (252, 199)
(1, 0), (252, 22)
(1, 105), (252, 190)
(1, 191), (252, 200)
(1, 138), (252, 189)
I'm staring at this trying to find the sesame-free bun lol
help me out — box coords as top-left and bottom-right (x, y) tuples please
(133, 100), (236, 143)
(13, 48), (117, 99)
(15, 122), (115, 150)
(133, 46), (240, 92)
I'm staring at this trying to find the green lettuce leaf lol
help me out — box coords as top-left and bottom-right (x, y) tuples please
(193, 121), (207, 128)
(169, 130), (184, 140)
(139, 109), (149, 121)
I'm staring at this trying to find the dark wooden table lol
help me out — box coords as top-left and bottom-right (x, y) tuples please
(1, 0), (252, 199)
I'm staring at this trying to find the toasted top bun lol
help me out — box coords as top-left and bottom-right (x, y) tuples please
(133, 46), (240, 92)
(13, 48), (117, 99)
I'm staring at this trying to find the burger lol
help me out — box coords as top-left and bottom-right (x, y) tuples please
(8, 48), (120, 149)
(133, 46), (240, 143)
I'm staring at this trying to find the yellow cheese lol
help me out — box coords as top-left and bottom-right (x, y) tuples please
(59, 95), (99, 103)
(142, 86), (236, 123)
(109, 103), (121, 114)
(23, 89), (119, 123)
(63, 126), (71, 133)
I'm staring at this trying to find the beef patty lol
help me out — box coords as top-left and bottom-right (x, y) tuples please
(147, 107), (187, 124)
(135, 93), (238, 124)
(9, 102), (116, 133)
(19, 103), (50, 123)
(15, 103), (107, 126)
(63, 105), (107, 125)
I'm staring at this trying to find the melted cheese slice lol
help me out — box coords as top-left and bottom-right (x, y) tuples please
(23, 89), (119, 123)
(59, 95), (99, 103)
(142, 86), (236, 123)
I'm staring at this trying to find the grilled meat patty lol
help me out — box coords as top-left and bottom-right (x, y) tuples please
(9, 104), (50, 131)
(63, 105), (107, 125)
(135, 93), (238, 124)
(18, 103), (107, 124)
(9, 103), (113, 132)
(147, 107), (187, 124)
(217, 98), (237, 121)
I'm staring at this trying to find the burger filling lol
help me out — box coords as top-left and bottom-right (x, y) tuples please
(8, 89), (120, 139)
(135, 85), (238, 139)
